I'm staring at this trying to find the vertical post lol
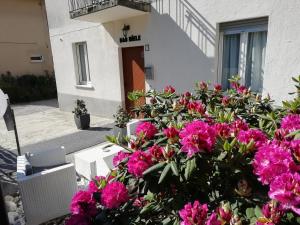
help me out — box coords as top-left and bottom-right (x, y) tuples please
(11, 109), (21, 156)
(0, 183), (9, 225)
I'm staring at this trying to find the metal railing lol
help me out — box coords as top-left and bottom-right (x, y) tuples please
(69, 0), (151, 18)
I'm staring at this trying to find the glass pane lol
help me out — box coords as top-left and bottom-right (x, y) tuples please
(78, 44), (87, 84)
(222, 34), (240, 89)
(245, 31), (267, 92)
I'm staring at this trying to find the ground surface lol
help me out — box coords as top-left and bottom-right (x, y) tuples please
(0, 99), (115, 224)
(0, 99), (113, 154)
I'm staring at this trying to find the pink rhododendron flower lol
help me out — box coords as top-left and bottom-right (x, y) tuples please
(214, 84), (222, 93)
(149, 145), (164, 161)
(253, 144), (296, 185)
(237, 128), (268, 149)
(230, 119), (249, 135)
(179, 121), (217, 157)
(291, 139), (300, 162)
(184, 91), (192, 98)
(214, 123), (231, 139)
(164, 127), (180, 143)
(113, 151), (130, 167)
(221, 96), (230, 106)
(237, 85), (248, 94)
(274, 128), (289, 141)
(198, 81), (208, 91)
(187, 101), (206, 115)
(100, 181), (129, 209)
(269, 172), (300, 215)
(164, 127), (179, 139)
(217, 203), (232, 222)
(179, 201), (208, 225)
(280, 114), (300, 133)
(136, 122), (157, 139)
(87, 176), (106, 194)
(66, 214), (91, 225)
(70, 190), (97, 217)
(164, 85), (176, 94)
(206, 213), (221, 225)
(133, 197), (146, 208)
(127, 150), (153, 177)
(261, 201), (283, 224)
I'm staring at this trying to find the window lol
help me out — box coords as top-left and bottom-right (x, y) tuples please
(219, 17), (268, 92)
(30, 55), (43, 63)
(74, 42), (90, 85)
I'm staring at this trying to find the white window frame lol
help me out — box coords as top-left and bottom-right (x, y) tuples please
(217, 18), (268, 89)
(74, 42), (91, 86)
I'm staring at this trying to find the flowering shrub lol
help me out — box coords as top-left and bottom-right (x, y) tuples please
(68, 76), (300, 225)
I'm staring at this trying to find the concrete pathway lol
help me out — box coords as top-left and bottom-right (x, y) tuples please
(0, 99), (114, 154)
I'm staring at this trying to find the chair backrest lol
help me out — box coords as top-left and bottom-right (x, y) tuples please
(27, 147), (66, 167)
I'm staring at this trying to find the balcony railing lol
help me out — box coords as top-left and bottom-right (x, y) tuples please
(69, 0), (151, 19)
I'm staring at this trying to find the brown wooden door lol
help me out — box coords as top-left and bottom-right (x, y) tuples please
(122, 46), (146, 112)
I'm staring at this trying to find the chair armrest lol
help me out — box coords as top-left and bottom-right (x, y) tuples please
(17, 163), (77, 225)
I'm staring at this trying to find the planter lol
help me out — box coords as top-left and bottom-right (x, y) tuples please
(113, 125), (127, 143)
(74, 114), (90, 130)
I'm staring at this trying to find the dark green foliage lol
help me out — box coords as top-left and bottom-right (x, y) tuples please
(0, 72), (57, 103)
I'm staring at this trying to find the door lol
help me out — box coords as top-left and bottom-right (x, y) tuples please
(122, 46), (146, 112)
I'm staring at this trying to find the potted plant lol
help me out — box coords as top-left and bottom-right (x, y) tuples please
(72, 99), (90, 130)
(113, 106), (131, 142)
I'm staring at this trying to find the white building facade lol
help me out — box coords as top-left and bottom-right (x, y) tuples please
(45, 0), (300, 118)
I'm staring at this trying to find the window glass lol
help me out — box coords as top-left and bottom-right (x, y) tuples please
(222, 34), (240, 89)
(220, 18), (268, 92)
(75, 42), (90, 85)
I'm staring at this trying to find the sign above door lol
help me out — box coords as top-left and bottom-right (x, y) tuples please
(120, 24), (141, 43)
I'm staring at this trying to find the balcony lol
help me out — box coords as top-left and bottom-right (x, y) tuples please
(69, 0), (151, 23)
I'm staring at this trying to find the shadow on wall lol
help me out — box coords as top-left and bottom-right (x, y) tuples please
(146, 0), (217, 92)
(102, 0), (217, 92)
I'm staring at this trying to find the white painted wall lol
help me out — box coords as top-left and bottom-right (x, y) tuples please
(45, 0), (300, 116)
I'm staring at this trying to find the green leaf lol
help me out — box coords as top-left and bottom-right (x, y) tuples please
(162, 217), (172, 225)
(140, 203), (155, 214)
(246, 208), (255, 219)
(184, 158), (196, 180)
(143, 162), (166, 176)
(158, 164), (171, 184)
(170, 161), (179, 176)
(254, 206), (263, 218)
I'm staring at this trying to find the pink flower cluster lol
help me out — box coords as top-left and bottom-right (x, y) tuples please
(269, 172), (300, 215)
(187, 101), (206, 115)
(100, 181), (129, 209)
(230, 119), (249, 135)
(214, 123), (231, 139)
(87, 176), (106, 194)
(179, 120), (217, 157)
(127, 150), (153, 177)
(113, 151), (130, 167)
(237, 128), (268, 149)
(164, 85), (176, 94)
(259, 201), (283, 224)
(149, 145), (164, 161)
(253, 144), (296, 185)
(280, 114), (300, 133)
(70, 190), (97, 217)
(164, 127), (179, 143)
(291, 139), (300, 162)
(136, 122), (158, 139)
(179, 201), (231, 225)
(179, 201), (209, 225)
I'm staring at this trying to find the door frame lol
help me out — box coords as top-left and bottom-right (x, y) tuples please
(119, 45), (146, 111)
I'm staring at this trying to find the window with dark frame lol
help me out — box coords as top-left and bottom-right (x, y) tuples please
(74, 42), (91, 85)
